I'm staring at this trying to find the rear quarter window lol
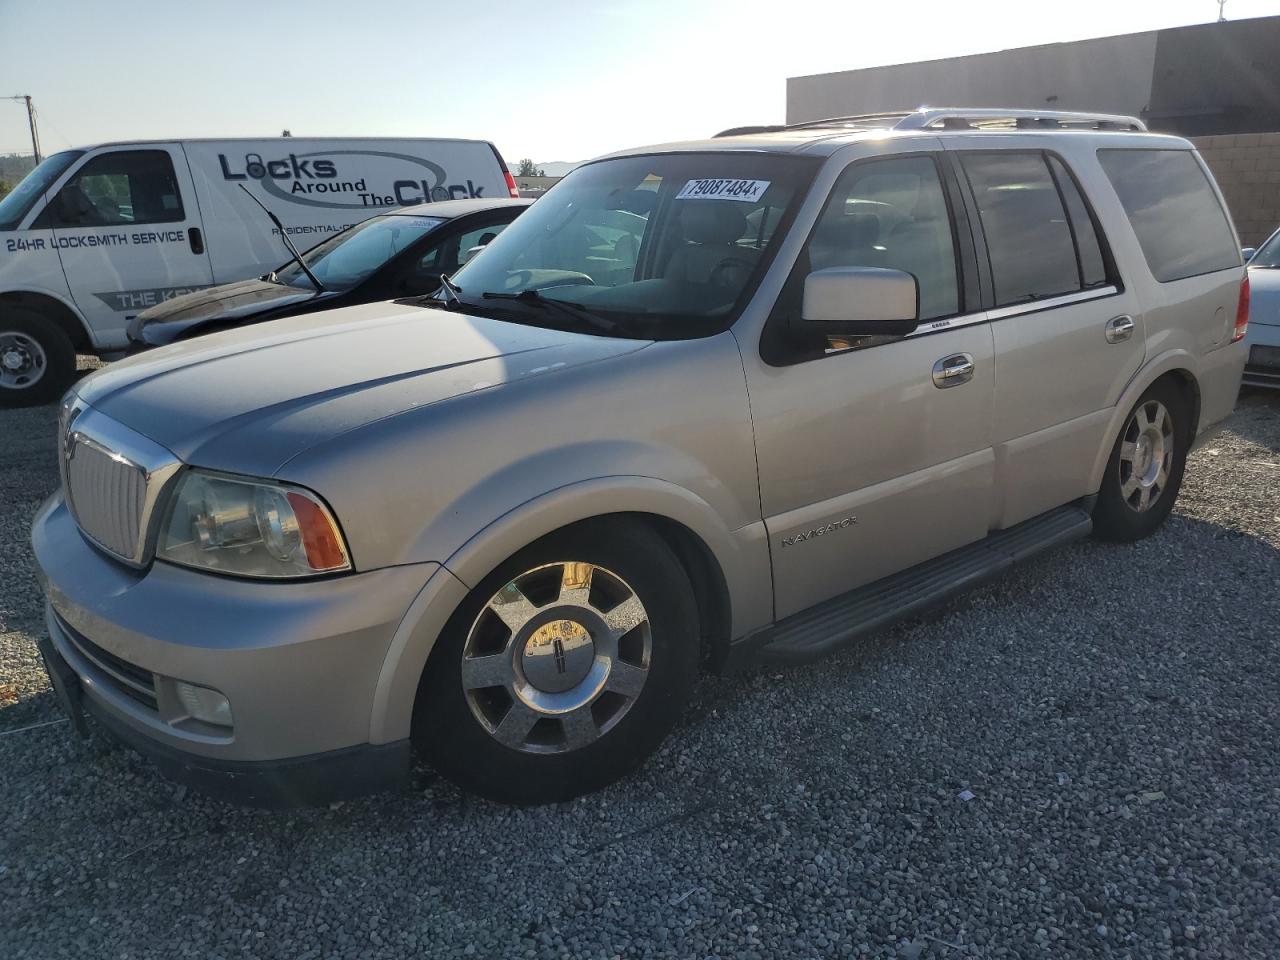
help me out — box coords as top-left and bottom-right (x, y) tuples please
(1097, 149), (1239, 283)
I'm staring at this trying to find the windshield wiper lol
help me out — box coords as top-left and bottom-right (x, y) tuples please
(438, 273), (463, 306)
(237, 185), (327, 293)
(481, 289), (617, 333)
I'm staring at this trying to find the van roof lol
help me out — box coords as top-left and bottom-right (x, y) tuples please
(61, 136), (498, 152)
(599, 108), (1194, 161)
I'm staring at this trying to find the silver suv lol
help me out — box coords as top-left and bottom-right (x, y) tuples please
(33, 109), (1249, 806)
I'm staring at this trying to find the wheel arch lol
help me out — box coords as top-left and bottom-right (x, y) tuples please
(1087, 351), (1202, 494)
(0, 289), (91, 353)
(367, 477), (772, 745)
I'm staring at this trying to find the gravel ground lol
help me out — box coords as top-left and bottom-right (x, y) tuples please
(2, 372), (1278, 960)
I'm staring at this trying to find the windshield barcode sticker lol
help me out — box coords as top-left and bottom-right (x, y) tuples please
(675, 178), (771, 203)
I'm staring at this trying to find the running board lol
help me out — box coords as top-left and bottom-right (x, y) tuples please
(757, 504), (1092, 665)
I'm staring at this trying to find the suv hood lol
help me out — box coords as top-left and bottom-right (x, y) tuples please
(77, 301), (650, 477)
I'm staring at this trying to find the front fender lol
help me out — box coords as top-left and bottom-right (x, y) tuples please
(367, 474), (772, 745)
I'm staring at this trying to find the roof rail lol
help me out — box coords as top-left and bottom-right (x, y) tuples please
(894, 108), (1147, 132)
(713, 107), (1147, 138)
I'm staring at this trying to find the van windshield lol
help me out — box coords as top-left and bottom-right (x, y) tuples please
(274, 214), (444, 291)
(441, 152), (817, 338)
(0, 150), (83, 231)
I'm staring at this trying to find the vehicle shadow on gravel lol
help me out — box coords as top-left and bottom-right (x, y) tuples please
(1227, 387), (1280, 451)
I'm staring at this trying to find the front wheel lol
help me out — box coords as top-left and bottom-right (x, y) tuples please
(414, 519), (699, 804)
(0, 308), (76, 408)
(1092, 380), (1190, 542)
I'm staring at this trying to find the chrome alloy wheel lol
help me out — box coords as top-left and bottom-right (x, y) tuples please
(1118, 399), (1174, 513)
(461, 561), (652, 754)
(0, 331), (46, 391)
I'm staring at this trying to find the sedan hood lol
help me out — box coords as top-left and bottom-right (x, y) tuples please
(78, 301), (650, 477)
(137, 277), (327, 325)
(1247, 266), (1280, 326)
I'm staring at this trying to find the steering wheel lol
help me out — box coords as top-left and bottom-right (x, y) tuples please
(709, 257), (755, 290)
(504, 270), (597, 291)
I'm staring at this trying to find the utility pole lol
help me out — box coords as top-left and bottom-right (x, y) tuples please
(1218, 0), (1227, 21)
(6, 95), (41, 163)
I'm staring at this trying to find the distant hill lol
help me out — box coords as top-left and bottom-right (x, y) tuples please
(0, 154), (36, 196)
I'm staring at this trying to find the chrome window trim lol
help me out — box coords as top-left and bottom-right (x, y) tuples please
(984, 285), (1118, 322)
(822, 284), (1120, 357)
(60, 395), (183, 568)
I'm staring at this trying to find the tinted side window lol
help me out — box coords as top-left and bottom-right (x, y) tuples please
(1047, 156), (1108, 288)
(962, 153), (1079, 306)
(1097, 149), (1238, 283)
(806, 155), (959, 320)
(37, 150), (184, 228)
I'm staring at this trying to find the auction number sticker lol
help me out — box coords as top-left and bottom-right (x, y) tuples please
(675, 178), (771, 203)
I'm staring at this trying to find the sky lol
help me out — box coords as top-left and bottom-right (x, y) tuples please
(2, 0), (1279, 163)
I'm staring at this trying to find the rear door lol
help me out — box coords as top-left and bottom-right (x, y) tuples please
(949, 147), (1144, 527)
(34, 145), (213, 349)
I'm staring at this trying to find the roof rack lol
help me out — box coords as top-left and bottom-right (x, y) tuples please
(896, 108), (1147, 132)
(713, 107), (1146, 138)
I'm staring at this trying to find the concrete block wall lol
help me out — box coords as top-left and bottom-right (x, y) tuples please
(1191, 133), (1280, 247)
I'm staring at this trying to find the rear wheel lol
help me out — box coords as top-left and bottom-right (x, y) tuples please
(1092, 380), (1190, 542)
(0, 308), (76, 408)
(414, 519), (699, 804)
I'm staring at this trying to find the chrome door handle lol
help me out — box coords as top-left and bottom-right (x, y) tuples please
(933, 353), (974, 388)
(1105, 315), (1135, 343)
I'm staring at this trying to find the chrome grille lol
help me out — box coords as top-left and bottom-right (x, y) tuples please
(66, 436), (147, 560)
(58, 397), (182, 566)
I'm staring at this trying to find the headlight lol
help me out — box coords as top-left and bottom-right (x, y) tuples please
(158, 470), (351, 578)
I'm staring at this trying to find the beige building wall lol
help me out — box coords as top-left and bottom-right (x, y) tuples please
(1192, 133), (1280, 248)
(786, 33), (1159, 124)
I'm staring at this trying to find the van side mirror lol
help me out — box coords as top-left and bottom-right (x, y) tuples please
(1242, 247), (1257, 263)
(800, 266), (919, 337)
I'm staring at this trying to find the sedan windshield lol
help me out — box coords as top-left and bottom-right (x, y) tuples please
(275, 214), (444, 291)
(443, 152), (817, 337)
(1251, 229), (1280, 269)
(0, 150), (83, 231)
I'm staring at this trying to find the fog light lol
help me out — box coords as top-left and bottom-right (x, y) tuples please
(174, 681), (233, 727)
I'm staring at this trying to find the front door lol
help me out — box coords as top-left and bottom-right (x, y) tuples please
(34, 145), (213, 350)
(745, 152), (996, 620)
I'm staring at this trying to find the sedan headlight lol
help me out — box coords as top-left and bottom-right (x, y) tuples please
(158, 470), (351, 578)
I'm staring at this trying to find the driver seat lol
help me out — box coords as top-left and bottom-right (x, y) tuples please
(666, 202), (757, 287)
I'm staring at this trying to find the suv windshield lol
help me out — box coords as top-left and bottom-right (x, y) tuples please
(443, 152), (816, 338)
(0, 150), (83, 230)
(275, 214), (444, 291)
(1251, 230), (1280, 269)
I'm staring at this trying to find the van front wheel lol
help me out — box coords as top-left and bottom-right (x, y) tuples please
(0, 309), (76, 407)
(414, 519), (699, 804)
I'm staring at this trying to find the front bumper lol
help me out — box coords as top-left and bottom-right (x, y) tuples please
(32, 493), (436, 805)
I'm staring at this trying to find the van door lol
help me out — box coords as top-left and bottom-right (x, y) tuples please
(33, 145), (214, 350)
(948, 148), (1145, 527)
(746, 152), (996, 620)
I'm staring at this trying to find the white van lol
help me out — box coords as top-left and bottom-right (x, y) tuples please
(0, 137), (517, 405)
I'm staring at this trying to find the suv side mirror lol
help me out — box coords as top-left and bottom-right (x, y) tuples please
(1242, 247), (1257, 263)
(800, 266), (919, 337)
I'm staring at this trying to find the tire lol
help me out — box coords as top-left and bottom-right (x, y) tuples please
(1092, 379), (1190, 542)
(0, 307), (76, 408)
(414, 518), (699, 804)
